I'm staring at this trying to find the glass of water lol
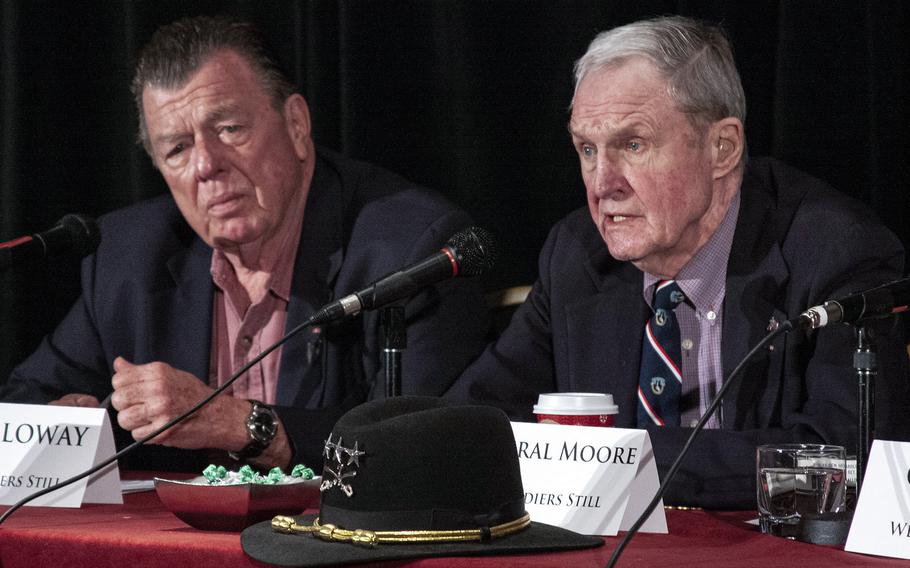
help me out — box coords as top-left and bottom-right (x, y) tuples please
(756, 444), (846, 538)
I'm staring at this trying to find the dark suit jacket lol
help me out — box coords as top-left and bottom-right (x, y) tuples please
(2, 149), (490, 471)
(447, 157), (910, 509)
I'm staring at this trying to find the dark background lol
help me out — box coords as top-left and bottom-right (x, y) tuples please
(2, 1), (908, 384)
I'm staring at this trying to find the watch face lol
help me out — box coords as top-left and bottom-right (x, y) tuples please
(230, 402), (279, 461)
(248, 403), (279, 444)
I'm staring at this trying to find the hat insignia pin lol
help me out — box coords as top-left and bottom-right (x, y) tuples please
(321, 434), (364, 497)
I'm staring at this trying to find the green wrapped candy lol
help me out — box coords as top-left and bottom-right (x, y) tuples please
(203, 464), (219, 483)
(239, 464), (258, 482)
(291, 464), (315, 480)
(199, 463), (316, 485)
(265, 467), (284, 484)
(203, 464), (228, 484)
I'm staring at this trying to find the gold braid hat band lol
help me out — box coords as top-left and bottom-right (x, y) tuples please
(272, 513), (532, 548)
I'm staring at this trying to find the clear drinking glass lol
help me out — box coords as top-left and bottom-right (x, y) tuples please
(756, 444), (846, 538)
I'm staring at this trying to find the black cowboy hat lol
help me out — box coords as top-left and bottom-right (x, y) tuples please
(241, 397), (603, 566)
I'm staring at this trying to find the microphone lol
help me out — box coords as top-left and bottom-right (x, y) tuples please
(309, 226), (498, 325)
(0, 214), (101, 271)
(793, 277), (910, 330)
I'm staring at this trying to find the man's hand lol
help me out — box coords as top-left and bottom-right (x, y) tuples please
(108, 356), (291, 467)
(109, 356), (250, 449)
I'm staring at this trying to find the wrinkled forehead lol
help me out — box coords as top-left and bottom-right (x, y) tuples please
(570, 62), (677, 130)
(143, 53), (268, 116)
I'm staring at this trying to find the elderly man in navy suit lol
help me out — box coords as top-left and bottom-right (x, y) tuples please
(2, 16), (488, 472)
(448, 16), (910, 508)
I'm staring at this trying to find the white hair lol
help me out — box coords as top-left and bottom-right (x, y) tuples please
(573, 16), (746, 127)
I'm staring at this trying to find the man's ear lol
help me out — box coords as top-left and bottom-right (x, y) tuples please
(710, 117), (744, 179)
(283, 94), (312, 161)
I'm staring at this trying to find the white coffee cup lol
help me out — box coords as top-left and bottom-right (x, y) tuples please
(533, 392), (619, 427)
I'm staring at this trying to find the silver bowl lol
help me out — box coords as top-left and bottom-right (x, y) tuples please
(154, 475), (321, 531)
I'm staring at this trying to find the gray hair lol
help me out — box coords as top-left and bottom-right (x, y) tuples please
(131, 15), (297, 156)
(572, 16), (746, 129)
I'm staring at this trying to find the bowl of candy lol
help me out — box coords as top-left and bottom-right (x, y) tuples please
(155, 464), (320, 531)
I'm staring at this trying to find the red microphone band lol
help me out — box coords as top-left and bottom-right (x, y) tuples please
(0, 235), (33, 249)
(441, 247), (459, 277)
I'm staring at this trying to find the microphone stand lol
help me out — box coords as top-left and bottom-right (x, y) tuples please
(853, 324), (876, 496)
(381, 306), (406, 397)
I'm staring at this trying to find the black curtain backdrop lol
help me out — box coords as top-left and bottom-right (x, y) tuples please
(2, 1), (908, 384)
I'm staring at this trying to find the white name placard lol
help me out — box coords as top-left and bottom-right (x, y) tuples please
(0, 402), (121, 508)
(845, 440), (910, 559)
(511, 422), (667, 536)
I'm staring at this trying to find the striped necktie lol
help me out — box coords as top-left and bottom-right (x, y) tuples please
(637, 279), (686, 427)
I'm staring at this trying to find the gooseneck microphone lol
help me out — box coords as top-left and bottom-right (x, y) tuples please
(610, 276), (909, 566)
(310, 226), (498, 325)
(0, 214), (101, 271)
(0, 226), (497, 525)
(792, 277), (910, 330)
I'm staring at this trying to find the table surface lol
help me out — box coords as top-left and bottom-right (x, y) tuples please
(0, 479), (904, 568)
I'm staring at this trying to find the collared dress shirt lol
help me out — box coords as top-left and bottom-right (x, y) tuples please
(642, 191), (740, 429)
(208, 206), (305, 405)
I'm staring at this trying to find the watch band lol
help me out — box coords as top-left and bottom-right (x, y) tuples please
(229, 400), (279, 461)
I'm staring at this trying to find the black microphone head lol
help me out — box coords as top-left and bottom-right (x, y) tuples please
(56, 214), (101, 257)
(446, 226), (498, 277)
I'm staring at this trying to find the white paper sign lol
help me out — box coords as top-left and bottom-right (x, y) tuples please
(511, 422), (667, 536)
(0, 402), (122, 507)
(845, 440), (910, 559)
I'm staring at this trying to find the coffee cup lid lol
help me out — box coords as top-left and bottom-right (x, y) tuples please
(532, 392), (619, 416)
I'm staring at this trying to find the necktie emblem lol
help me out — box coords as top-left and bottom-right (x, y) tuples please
(650, 376), (666, 395)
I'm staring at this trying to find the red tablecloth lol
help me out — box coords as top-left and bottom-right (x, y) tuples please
(0, 484), (903, 568)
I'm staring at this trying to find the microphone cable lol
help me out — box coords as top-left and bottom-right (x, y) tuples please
(605, 319), (794, 567)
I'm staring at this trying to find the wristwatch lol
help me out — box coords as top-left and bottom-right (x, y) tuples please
(229, 400), (279, 461)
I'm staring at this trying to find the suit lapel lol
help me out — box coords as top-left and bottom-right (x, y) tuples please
(276, 157), (344, 407)
(720, 169), (791, 429)
(565, 243), (648, 429)
(154, 233), (214, 382)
